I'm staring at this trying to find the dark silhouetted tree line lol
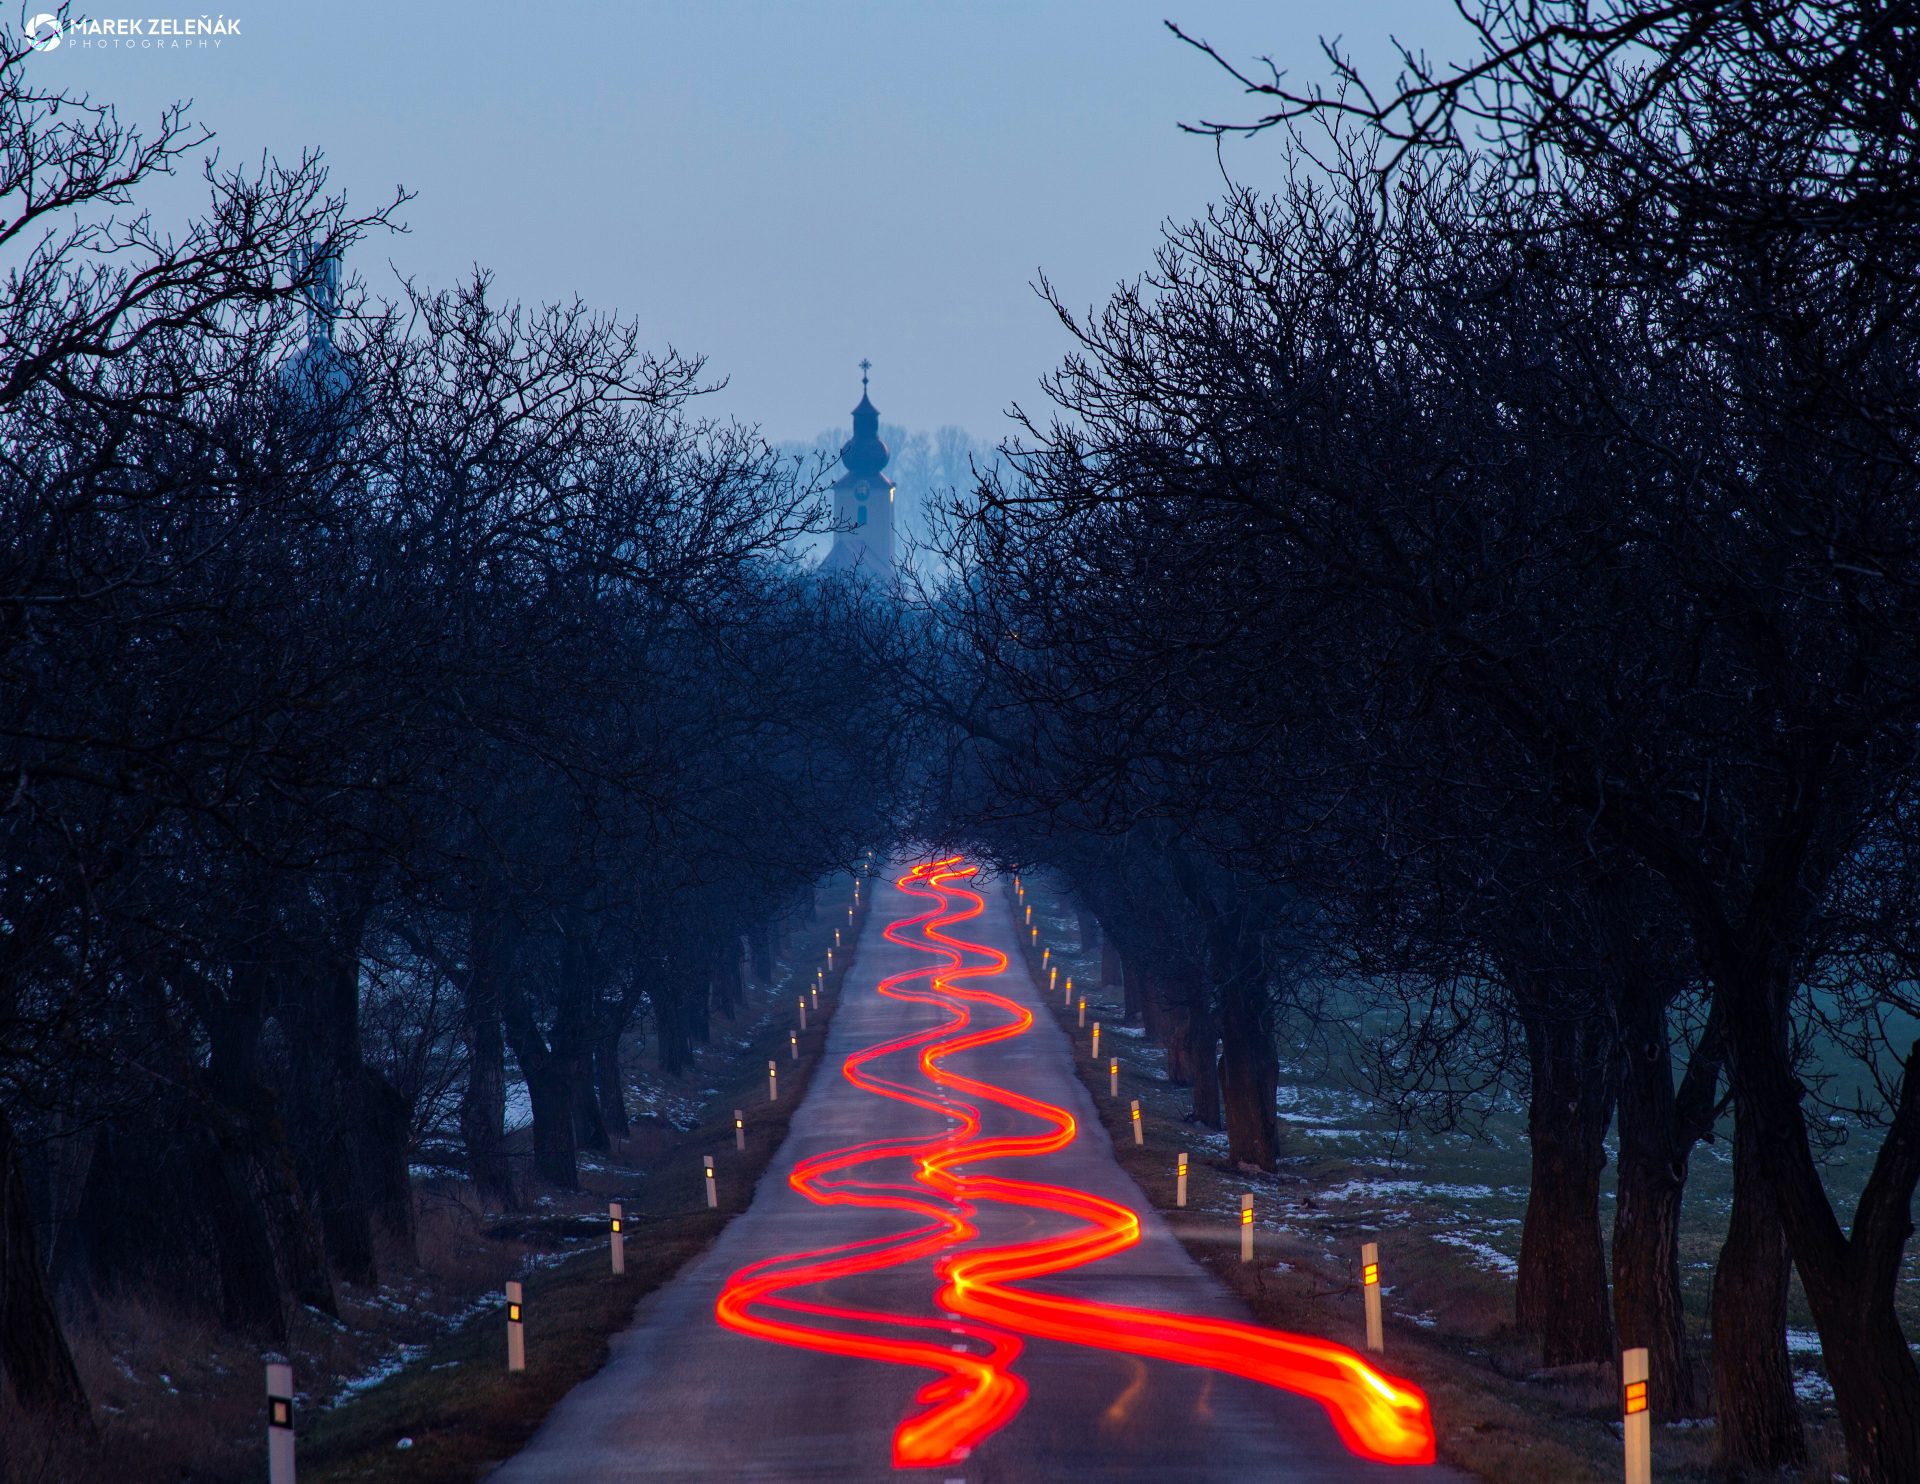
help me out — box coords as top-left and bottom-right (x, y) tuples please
(912, 6), (1920, 1480)
(0, 33), (900, 1432)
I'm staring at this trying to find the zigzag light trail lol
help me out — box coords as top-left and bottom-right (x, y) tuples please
(713, 857), (1437, 1469)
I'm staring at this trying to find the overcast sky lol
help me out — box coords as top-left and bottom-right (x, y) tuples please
(26, 2), (1463, 444)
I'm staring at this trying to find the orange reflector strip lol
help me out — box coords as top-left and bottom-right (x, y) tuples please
(508, 1303), (522, 1322)
(1625, 1380), (1647, 1415)
(1363, 1263), (1378, 1285)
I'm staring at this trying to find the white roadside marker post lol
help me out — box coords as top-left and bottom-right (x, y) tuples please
(1176, 1151), (1188, 1207)
(1049, 967), (1057, 994)
(1109, 1057), (1119, 1097)
(734, 1108), (746, 1150)
(799, 996), (807, 1030)
(1025, 904), (1032, 925)
(1064, 975), (1073, 1008)
(811, 985), (819, 1011)
(1031, 927), (1038, 946)
(1078, 997), (1086, 1029)
(266, 1361), (295, 1484)
(1362, 1241), (1383, 1353)
(768, 1059), (778, 1101)
(704, 1155), (717, 1209)
(506, 1282), (526, 1372)
(790, 1031), (799, 1062)
(610, 1203), (625, 1275)
(1091, 1021), (1101, 1060)
(1240, 1194), (1254, 1262)
(1130, 1099), (1144, 1145)
(1623, 1346), (1651, 1484)
(1042, 947), (1050, 972)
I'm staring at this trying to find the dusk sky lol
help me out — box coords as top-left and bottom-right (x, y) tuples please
(28, 2), (1460, 444)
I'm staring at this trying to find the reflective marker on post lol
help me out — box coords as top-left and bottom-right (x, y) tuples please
(811, 985), (819, 1011)
(704, 1155), (718, 1209)
(1623, 1346), (1651, 1484)
(1078, 997), (1086, 1028)
(1064, 975), (1073, 1008)
(1241, 1194), (1254, 1262)
(1109, 1057), (1118, 1097)
(506, 1281), (525, 1372)
(610, 1202), (625, 1275)
(790, 1030), (799, 1062)
(1177, 1151), (1188, 1207)
(1131, 1099), (1144, 1145)
(1091, 1021), (1101, 1060)
(768, 1060), (778, 1101)
(1025, 904), (1033, 925)
(799, 996), (807, 1030)
(1049, 966), (1057, 994)
(1031, 927), (1038, 945)
(266, 1360), (294, 1484)
(734, 1108), (745, 1150)
(835, 929), (841, 947)
(1362, 1241), (1383, 1353)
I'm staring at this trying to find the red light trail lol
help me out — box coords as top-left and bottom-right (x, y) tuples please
(714, 857), (1437, 1469)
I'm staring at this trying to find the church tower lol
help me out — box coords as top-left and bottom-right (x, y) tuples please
(820, 360), (895, 575)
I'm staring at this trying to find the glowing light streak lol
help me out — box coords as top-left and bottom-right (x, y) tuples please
(713, 859), (1436, 1469)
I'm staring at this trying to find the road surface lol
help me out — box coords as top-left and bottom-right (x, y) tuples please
(492, 863), (1461, 1483)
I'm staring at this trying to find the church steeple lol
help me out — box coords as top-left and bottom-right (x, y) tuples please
(819, 360), (896, 577)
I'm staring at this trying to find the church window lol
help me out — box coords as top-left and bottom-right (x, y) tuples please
(857, 505), (867, 525)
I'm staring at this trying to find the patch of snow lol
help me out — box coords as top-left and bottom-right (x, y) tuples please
(1787, 1328), (1823, 1355)
(1793, 1369), (1834, 1404)
(1431, 1232), (1519, 1277)
(1316, 1178), (1496, 1203)
(328, 1344), (429, 1407)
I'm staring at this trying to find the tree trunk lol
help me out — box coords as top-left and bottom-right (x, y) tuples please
(655, 988), (692, 1075)
(749, 921), (775, 985)
(1612, 985), (1705, 1416)
(0, 1110), (89, 1427)
(1218, 975), (1279, 1170)
(1111, 944), (1139, 1021)
(1515, 993), (1616, 1366)
(571, 1050), (608, 1154)
(461, 908), (516, 1210)
(595, 1031), (629, 1140)
(1711, 1110), (1805, 1472)
(1713, 937), (1920, 1484)
(521, 1057), (578, 1190)
(1188, 1009), (1222, 1128)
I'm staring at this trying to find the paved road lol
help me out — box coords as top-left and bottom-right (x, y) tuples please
(491, 869), (1462, 1483)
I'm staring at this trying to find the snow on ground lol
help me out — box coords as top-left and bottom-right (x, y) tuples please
(329, 1344), (430, 1408)
(1316, 1178), (1497, 1203)
(1431, 1232), (1520, 1278)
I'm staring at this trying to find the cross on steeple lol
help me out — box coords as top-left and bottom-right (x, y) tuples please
(859, 357), (871, 391)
